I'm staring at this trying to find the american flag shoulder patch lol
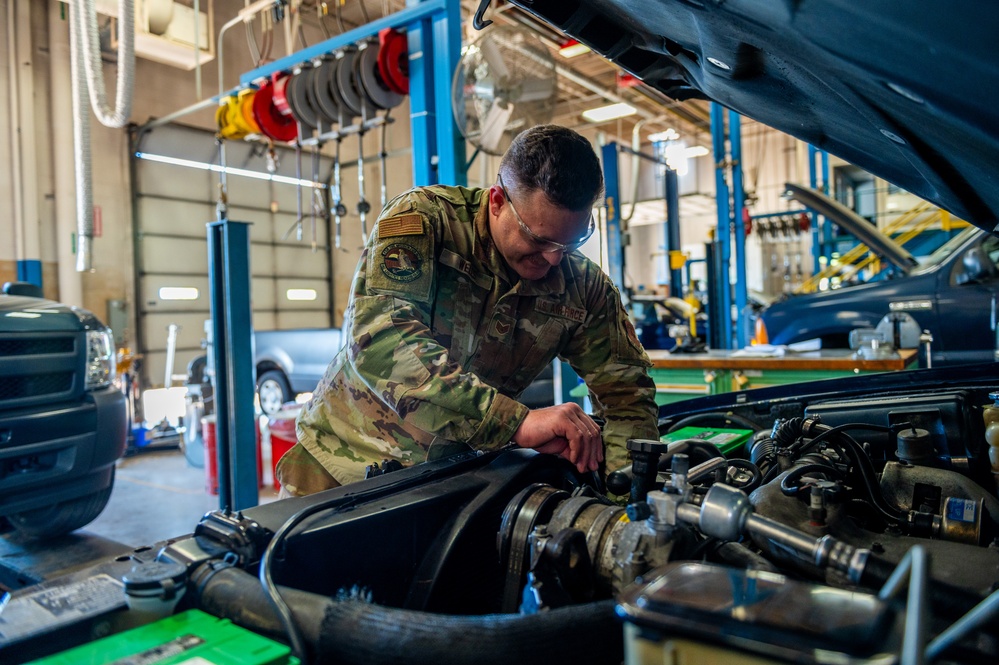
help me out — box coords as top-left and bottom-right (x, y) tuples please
(379, 214), (424, 238)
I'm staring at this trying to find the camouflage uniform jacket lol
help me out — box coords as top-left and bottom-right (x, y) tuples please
(295, 185), (659, 486)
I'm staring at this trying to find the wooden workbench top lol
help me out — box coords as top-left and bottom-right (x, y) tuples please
(646, 347), (919, 372)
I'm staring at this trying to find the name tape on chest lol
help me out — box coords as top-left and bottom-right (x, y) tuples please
(379, 214), (424, 238)
(536, 300), (586, 324)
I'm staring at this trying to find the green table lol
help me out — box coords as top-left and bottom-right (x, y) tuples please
(645, 348), (919, 406)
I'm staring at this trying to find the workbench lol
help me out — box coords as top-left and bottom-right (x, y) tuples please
(645, 348), (920, 406)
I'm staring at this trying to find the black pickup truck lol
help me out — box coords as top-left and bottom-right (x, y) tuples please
(0, 283), (127, 538)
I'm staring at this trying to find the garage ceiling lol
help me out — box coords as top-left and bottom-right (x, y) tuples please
(289, 0), (714, 143)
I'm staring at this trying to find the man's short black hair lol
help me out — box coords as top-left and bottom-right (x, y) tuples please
(498, 125), (604, 211)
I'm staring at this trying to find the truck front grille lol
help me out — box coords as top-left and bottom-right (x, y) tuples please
(0, 373), (75, 401)
(0, 332), (83, 411)
(0, 338), (75, 357)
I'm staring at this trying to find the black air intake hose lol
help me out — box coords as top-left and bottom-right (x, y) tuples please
(771, 417), (804, 448)
(194, 564), (623, 665)
(317, 598), (622, 665)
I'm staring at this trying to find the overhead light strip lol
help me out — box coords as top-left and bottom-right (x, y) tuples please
(134, 151), (326, 189)
(581, 103), (637, 123)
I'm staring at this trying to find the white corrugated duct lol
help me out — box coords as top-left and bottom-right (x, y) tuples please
(69, 0), (135, 271)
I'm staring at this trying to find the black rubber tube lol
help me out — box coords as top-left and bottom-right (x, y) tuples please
(316, 598), (622, 665)
(779, 463), (843, 496)
(194, 564), (624, 665)
(725, 458), (763, 492)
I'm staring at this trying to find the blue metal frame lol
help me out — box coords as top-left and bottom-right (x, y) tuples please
(808, 144), (831, 273)
(207, 220), (258, 511)
(728, 109), (748, 348)
(16, 259), (42, 288)
(601, 143), (625, 292)
(664, 167), (682, 297)
(407, 0), (465, 185)
(710, 103), (732, 349)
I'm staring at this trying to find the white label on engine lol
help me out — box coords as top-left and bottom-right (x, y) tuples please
(0, 573), (125, 644)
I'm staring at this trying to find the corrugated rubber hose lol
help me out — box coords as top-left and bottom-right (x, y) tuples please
(195, 565), (623, 665)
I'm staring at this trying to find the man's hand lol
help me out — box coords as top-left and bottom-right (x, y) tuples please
(513, 404), (603, 473)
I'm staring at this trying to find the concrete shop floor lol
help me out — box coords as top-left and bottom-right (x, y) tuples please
(0, 419), (281, 590)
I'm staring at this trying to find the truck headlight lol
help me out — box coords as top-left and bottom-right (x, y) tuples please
(85, 329), (117, 390)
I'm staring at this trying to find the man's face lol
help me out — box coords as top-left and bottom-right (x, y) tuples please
(486, 181), (594, 281)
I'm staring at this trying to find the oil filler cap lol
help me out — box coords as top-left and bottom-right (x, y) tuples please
(122, 561), (188, 620)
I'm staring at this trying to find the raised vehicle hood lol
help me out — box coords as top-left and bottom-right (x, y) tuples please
(506, 1), (999, 235)
(784, 183), (918, 274)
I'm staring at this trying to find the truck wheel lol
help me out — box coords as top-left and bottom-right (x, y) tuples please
(8, 471), (115, 539)
(257, 370), (292, 416)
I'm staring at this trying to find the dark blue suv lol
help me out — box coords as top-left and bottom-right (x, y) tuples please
(756, 225), (999, 366)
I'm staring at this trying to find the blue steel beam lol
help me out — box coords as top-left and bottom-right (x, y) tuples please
(729, 109), (748, 348)
(710, 103), (733, 349)
(601, 143), (625, 292)
(807, 144), (833, 273)
(664, 168), (682, 297)
(407, 9), (436, 186)
(207, 220), (258, 511)
(431, 0), (465, 185)
(16, 260), (42, 287)
(407, 0), (465, 186)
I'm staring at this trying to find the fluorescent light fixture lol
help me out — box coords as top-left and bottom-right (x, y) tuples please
(648, 128), (679, 142)
(558, 39), (591, 58)
(286, 288), (317, 301)
(663, 142), (691, 176)
(685, 145), (710, 158)
(582, 103), (636, 123)
(134, 152), (326, 189)
(159, 286), (199, 301)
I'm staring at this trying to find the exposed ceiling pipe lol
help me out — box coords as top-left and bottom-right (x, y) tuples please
(620, 118), (650, 225)
(69, 0), (136, 272)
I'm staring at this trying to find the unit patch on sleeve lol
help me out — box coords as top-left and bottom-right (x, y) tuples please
(378, 213), (424, 238)
(380, 243), (424, 282)
(536, 300), (587, 324)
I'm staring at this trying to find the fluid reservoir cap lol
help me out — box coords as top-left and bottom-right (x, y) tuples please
(122, 561), (187, 598)
(896, 427), (933, 462)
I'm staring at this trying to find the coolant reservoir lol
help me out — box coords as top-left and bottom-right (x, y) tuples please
(984, 391), (999, 472)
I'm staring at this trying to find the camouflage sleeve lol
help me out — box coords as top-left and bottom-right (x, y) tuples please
(345, 194), (529, 450)
(561, 264), (660, 472)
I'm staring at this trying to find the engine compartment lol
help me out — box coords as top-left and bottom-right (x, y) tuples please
(6, 368), (999, 664)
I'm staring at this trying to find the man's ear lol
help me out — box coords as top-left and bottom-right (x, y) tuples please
(487, 184), (505, 218)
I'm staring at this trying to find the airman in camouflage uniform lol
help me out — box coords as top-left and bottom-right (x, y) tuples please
(276, 125), (659, 496)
